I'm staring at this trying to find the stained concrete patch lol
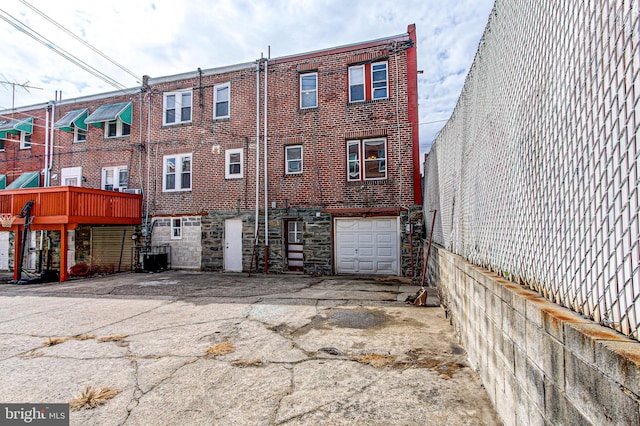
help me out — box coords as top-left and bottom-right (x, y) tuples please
(0, 273), (501, 425)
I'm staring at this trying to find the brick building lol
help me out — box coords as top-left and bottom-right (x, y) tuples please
(0, 24), (422, 277)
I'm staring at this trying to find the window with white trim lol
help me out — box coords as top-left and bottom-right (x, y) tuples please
(300, 73), (317, 109)
(102, 166), (128, 191)
(19, 132), (31, 149)
(74, 126), (86, 143)
(171, 218), (182, 239)
(285, 145), (303, 174)
(346, 138), (387, 181)
(371, 62), (388, 99)
(61, 166), (82, 187)
(163, 90), (192, 125)
(225, 148), (243, 179)
(163, 153), (192, 191)
(349, 65), (365, 102)
(105, 119), (130, 138)
(348, 61), (389, 102)
(214, 83), (230, 119)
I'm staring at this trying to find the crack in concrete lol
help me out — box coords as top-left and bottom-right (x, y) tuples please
(274, 371), (380, 425)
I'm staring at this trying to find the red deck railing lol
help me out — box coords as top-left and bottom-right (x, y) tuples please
(0, 186), (143, 227)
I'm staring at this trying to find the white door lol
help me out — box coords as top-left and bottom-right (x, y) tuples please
(224, 219), (243, 272)
(67, 231), (76, 268)
(0, 232), (9, 270)
(335, 217), (399, 275)
(27, 231), (37, 271)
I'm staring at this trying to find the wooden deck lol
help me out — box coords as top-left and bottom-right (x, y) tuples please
(0, 186), (143, 281)
(0, 186), (142, 228)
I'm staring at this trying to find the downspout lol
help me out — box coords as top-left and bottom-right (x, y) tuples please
(394, 41), (402, 208)
(48, 94), (56, 179)
(41, 103), (50, 274)
(146, 86), (151, 230)
(44, 104), (50, 186)
(249, 58), (261, 276)
(263, 50), (269, 273)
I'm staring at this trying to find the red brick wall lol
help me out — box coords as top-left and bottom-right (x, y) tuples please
(0, 108), (47, 185)
(2, 30), (419, 217)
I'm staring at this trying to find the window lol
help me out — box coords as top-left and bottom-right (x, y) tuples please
(0, 139), (4, 151)
(285, 145), (303, 174)
(74, 126), (86, 143)
(346, 138), (387, 181)
(300, 73), (317, 109)
(20, 132), (31, 149)
(171, 218), (182, 239)
(371, 62), (388, 99)
(225, 148), (243, 179)
(349, 65), (365, 102)
(61, 166), (82, 187)
(214, 83), (230, 119)
(287, 220), (303, 244)
(105, 119), (130, 138)
(163, 153), (192, 191)
(102, 166), (128, 191)
(163, 91), (192, 125)
(348, 61), (388, 102)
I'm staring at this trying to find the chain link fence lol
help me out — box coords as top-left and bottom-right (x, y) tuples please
(423, 0), (639, 339)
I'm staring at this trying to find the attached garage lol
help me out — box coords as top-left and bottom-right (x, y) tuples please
(334, 217), (400, 275)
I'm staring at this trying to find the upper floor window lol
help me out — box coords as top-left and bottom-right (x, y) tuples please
(347, 138), (387, 181)
(19, 132), (31, 149)
(164, 91), (192, 125)
(54, 108), (88, 142)
(225, 148), (243, 179)
(163, 153), (192, 192)
(285, 145), (303, 174)
(348, 61), (388, 102)
(85, 102), (132, 138)
(0, 116), (33, 150)
(214, 83), (230, 119)
(371, 62), (388, 99)
(105, 119), (130, 138)
(300, 73), (317, 109)
(74, 126), (87, 143)
(349, 65), (365, 102)
(102, 166), (128, 191)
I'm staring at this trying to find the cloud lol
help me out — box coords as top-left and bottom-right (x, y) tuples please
(0, 0), (495, 158)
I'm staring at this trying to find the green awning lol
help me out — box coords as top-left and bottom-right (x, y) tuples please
(54, 108), (88, 132)
(85, 102), (132, 128)
(6, 171), (40, 189)
(0, 175), (5, 190)
(0, 117), (33, 138)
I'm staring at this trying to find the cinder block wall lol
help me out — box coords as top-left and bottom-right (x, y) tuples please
(431, 245), (640, 425)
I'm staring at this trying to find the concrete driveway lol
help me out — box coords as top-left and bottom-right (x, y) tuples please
(0, 271), (501, 425)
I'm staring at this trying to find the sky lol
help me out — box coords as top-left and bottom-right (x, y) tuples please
(0, 0), (495, 156)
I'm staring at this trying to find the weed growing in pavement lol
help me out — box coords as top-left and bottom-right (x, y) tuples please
(205, 342), (235, 357)
(69, 385), (121, 410)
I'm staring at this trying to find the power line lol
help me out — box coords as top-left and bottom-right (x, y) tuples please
(0, 8), (127, 90)
(19, 0), (141, 84)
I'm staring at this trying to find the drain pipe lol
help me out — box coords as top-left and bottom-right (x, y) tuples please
(44, 104), (50, 186)
(48, 93), (56, 180)
(263, 48), (269, 273)
(254, 58), (261, 246)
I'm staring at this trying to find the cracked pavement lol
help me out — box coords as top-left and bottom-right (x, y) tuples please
(0, 271), (501, 425)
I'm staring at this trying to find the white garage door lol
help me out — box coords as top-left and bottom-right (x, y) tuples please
(335, 217), (399, 275)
